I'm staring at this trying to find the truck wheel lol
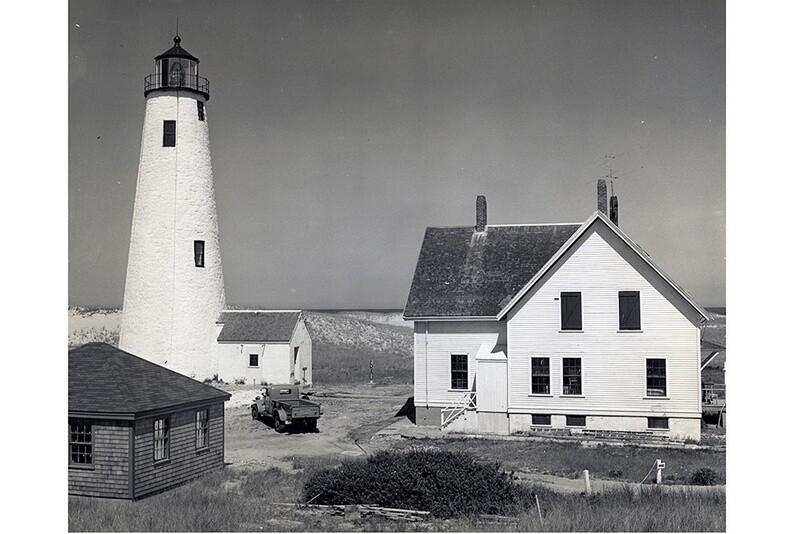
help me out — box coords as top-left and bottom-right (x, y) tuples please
(251, 407), (259, 420)
(273, 412), (286, 433)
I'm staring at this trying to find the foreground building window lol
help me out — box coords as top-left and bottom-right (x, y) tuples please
(154, 418), (170, 461)
(562, 358), (582, 395)
(646, 358), (667, 397)
(196, 409), (209, 449)
(69, 423), (93, 466)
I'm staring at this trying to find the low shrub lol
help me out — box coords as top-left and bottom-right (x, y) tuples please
(303, 448), (533, 518)
(690, 467), (720, 486)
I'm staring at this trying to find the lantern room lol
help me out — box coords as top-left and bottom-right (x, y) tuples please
(144, 35), (210, 100)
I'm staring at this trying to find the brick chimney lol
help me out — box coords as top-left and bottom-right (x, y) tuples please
(609, 195), (619, 226)
(476, 195), (487, 232)
(597, 179), (608, 215)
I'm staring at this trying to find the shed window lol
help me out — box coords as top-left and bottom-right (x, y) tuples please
(249, 353), (259, 367)
(450, 354), (468, 390)
(619, 291), (641, 330)
(647, 417), (669, 430)
(566, 415), (586, 427)
(69, 423), (92, 465)
(646, 359), (667, 397)
(163, 120), (176, 147)
(531, 357), (550, 394)
(560, 292), (582, 330)
(197, 101), (205, 121)
(562, 358), (582, 396)
(532, 414), (551, 426)
(196, 409), (209, 448)
(194, 240), (205, 267)
(154, 418), (170, 461)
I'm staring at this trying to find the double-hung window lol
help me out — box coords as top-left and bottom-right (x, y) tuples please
(69, 422), (93, 466)
(163, 120), (176, 147)
(619, 291), (641, 330)
(646, 358), (667, 397)
(562, 358), (582, 395)
(194, 240), (205, 267)
(560, 292), (582, 330)
(154, 418), (170, 461)
(195, 409), (209, 449)
(450, 354), (468, 390)
(531, 357), (550, 394)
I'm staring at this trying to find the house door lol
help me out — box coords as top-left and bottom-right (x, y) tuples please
(290, 346), (299, 382)
(475, 348), (508, 413)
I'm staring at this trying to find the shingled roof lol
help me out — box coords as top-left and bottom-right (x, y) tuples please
(216, 311), (301, 343)
(69, 343), (230, 418)
(404, 224), (581, 318)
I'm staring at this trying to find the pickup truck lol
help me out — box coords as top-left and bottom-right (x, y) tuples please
(250, 384), (321, 432)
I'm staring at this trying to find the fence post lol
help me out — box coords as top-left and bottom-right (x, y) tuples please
(656, 459), (665, 484)
(582, 469), (592, 495)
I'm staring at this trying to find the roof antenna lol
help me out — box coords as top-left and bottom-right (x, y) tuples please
(176, 17), (179, 37)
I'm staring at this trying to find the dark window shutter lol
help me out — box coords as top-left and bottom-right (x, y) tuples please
(560, 292), (582, 330)
(619, 291), (641, 330)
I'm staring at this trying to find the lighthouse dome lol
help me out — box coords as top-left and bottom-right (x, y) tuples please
(145, 35), (209, 100)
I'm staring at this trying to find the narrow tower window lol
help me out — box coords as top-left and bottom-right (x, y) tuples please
(194, 240), (205, 267)
(197, 101), (205, 121)
(163, 120), (176, 146)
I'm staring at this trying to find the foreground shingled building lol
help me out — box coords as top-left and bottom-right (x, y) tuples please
(68, 343), (231, 499)
(404, 196), (708, 441)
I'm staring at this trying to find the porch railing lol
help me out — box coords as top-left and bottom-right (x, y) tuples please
(702, 384), (726, 406)
(440, 391), (476, 430)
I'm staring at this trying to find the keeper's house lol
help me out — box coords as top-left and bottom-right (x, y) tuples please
(216, 311), (312, 387)
(404, 196), (709, 442)
(68, 343), (231, 499)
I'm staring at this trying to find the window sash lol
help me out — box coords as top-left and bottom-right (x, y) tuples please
(450, 354), (468, 390)
(566, 415), (586, 427)
(619, 291), (641, 330)
(531, 357), (550, 394)
(532, 414), (551, 425)
(194, 240), (205, 267)
(646, 358), (667, 396)
(69, 423), (93, 465)
(560, 292), (582, 330)
(195, 409), (209, 448)
(197, 101), (205, 121)
(163, 120), (176, 147)
(562, 358), (582, 395)
(154, 418), (170, 461)
(647, 417), (669, 429)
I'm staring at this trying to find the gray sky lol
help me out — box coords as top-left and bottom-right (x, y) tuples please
(69, 0), (725, 309)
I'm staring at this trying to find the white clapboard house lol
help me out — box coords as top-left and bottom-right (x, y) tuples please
(403, 195), (708, 441)
(215, 311), (313, 387)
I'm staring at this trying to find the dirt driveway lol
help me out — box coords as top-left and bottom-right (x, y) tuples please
(223, 383), (413, 471)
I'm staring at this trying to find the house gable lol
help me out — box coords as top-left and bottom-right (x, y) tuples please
(500, 212), (708, 326)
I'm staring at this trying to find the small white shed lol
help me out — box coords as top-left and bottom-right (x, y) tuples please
(215, 311), (312, 387)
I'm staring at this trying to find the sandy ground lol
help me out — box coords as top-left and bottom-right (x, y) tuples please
(223, 383), (414, 471)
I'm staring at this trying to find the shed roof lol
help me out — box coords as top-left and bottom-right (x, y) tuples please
(403, 224), (581, 318)
(216, 311), (301, 343)
(69, 343), (230, 418)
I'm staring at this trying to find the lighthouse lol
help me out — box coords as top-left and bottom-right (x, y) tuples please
(119, 35), (225, 379)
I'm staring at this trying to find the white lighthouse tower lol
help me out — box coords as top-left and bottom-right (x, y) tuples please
(120, 35), (225, 379)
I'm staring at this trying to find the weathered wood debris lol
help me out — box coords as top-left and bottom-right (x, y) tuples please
(271, 502), (431, 522)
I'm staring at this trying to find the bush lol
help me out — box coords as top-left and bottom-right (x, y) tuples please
(303, 448), (533, 518)
(690, 467), (720, 486)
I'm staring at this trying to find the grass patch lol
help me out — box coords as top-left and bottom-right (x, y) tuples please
(69, 465), (725, 531)
(393, 438), (725, 485)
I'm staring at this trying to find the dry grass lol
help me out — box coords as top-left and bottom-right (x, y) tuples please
(69, 467), (725, 532)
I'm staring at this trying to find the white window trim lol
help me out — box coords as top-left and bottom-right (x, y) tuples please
(449, 352), (469, 391)
(248, 353), (260, 368)
(530, 356), (552, 396)
(560, 356), (584, 397)
(643, 357), (668, 399)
